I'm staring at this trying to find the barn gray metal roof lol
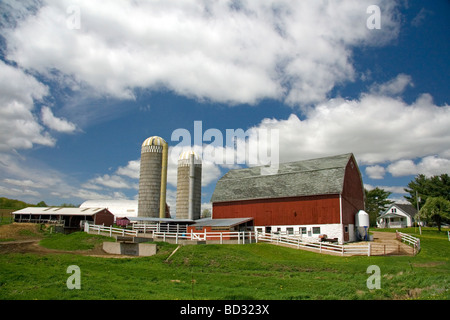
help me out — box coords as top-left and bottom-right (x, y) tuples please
(211, 153), (355, 203)
(191, 217), (253, 227)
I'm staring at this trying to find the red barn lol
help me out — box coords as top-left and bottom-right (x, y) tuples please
(210, 153), (364, 243)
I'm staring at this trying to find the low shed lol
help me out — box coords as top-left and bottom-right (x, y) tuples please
(12, 207), (114, 229)
(187, 217), (253, 240)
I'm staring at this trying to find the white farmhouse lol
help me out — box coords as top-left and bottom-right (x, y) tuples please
(377, 203), (417, 228)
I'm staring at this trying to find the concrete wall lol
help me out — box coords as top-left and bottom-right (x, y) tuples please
(102, 242), (157, 256)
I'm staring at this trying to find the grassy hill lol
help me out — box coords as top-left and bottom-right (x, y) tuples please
(0, 227), (448, 300)
(0, 197), (37, 210)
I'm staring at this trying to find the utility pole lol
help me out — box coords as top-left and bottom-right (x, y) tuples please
(416, 190), (422, 235)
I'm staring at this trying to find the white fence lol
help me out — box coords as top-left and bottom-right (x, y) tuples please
(84, 223), (138, 237)
(132, 223), (188, 234)
(396, 231), (421, 255)
(83, 223), (420, 256)
(255, 232), (371, 256)
(150, 230), (254, 244)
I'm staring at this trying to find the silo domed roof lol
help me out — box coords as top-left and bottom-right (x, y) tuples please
(178, 150), (200, 161)
(142, 136), (167, 147)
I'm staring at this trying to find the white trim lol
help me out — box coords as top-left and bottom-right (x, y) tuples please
(255, 223), (345, 243)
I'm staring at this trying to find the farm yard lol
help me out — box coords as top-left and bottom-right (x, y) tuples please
(0, 223), (448, 301)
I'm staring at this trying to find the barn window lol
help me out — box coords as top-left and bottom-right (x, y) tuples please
(287, 227), (294, 235)
(211, 227), (229, 231)
(312, 227), (320, 234)
(300, 227), (307, 235)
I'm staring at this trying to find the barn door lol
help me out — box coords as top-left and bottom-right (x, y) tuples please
(344, 225), (349, 241)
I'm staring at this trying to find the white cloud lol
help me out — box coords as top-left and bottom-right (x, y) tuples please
(116, 160), (140, 179)
(364, 184), (406, 194)
(0, 152), (78, 203)
(370, 73), (413, 96)
(387, 156), (450, 177)
(3, 178), (47, 189)
(41, 106), (77, 133)
(0, 60), (54, 151)
(246, 83), (450, 166)
(3, 0), (401, 106)
(386, 159), (416, 177)
(88, 174), (138, 190)
(0, 184), (41, 198)
(365, 165), (386, 179)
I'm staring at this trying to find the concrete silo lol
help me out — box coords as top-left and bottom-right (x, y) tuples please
(138, 136), (168, 218)
(176, 150), (202, 220)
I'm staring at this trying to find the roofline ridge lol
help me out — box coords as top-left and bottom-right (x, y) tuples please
(221, 164), (346, 181)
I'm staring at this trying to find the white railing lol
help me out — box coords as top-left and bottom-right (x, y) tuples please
(255, 232), (371, 256)
(396, 231), (421, 255)
(84, 223), (138, 237)
(152, 230), (254, 244)
(132, 223), (188, 234)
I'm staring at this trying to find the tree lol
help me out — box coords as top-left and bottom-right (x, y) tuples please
(404, 174), (450, 209)
(201, 209), (211, 219)
(364, 188), (394, 227)
(36, 201), (48, 207)
(418, 196), (450, 231)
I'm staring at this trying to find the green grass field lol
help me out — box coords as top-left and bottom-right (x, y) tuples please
(0, 226), (448, 300)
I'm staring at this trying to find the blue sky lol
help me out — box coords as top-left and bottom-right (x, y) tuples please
(0, 0), (449, 214)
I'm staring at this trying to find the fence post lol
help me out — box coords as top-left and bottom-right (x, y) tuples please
(176, 232), (178, 244)
(320, 242), (322, 253)
(110, 226), (112, 237)
(220, 232), (223, 245)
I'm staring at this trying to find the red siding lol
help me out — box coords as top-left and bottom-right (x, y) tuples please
(94, 209), (114, 226)
(213, 194), (341, 226)
(341, 156), (365, 225)
(187, 226), (234, 240)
